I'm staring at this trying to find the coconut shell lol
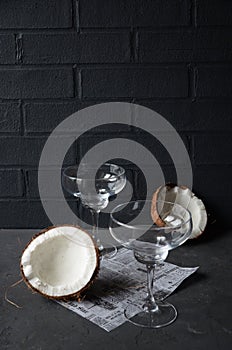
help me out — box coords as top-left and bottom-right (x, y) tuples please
(20, 225), (100, 301)
(151, 184), (207, 239)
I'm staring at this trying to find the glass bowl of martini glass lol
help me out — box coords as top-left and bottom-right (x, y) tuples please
(62, 162), (126, 259)
(109, 199), (192, 328)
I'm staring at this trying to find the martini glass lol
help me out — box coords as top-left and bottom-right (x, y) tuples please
(109, 199), (192, 328)
(62, 163), (126, 258)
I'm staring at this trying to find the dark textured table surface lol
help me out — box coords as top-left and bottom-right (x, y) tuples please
(0, 226), (231, 350)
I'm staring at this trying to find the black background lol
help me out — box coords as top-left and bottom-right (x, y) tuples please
(0, 0), (231, 228)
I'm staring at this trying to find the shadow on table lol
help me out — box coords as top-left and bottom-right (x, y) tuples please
(185, 222), (231, 245)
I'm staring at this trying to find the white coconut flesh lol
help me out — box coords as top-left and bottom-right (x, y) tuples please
(21, 226), (98, 298)
(153, 185), (207, 239)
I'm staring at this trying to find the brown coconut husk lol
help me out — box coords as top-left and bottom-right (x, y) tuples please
(151, 183), (182, 226)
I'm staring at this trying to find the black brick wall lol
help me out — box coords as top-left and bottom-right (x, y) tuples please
(0, 0), (231, 228)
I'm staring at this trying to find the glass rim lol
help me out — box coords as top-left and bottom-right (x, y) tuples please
(110, 199), (192, 230)
(62, 162), (125, 181)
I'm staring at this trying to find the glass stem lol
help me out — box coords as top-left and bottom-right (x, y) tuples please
(90, 209), (103, 251)
(144, 264), (158, 313)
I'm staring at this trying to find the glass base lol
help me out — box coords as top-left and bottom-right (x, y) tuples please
(125, 301), (177, 328)
(99, 242), (117, 259)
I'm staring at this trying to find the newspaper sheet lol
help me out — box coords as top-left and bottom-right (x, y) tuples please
(57, 248), (198, 332)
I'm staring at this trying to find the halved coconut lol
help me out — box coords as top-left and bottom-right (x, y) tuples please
(151, 184), (207, 239)
(21, 225), (100, 300)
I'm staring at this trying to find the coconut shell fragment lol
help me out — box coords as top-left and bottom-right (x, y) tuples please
(151, 184), (207, 239)
(20, 225), (100, 300)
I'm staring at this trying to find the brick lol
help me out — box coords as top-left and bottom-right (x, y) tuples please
(134, 130), (192, 166)
(0, 35), (15, 64)
(197, 0), (232, 26)
(78, 133), (135, 165)
(193, 29), (232, 62)
(79, 0), (190, 27)
(135, 0), (190, 27)
(0, 68), (74, 99)
(0, 0), (72, 29)
(27, 169), (49, 198)
(134, 100), (232, 131)
(139, 29), (232, 63)
(134, 165), (179, 198)
(24, 101), (133, 134)
(194, 134), (232, 165)
(79, 132), (191, 167)
(139, 31), (193, 63)
(196, 66), (232, 97)
(0, 137), (77, 166)
(25, 102), (83, 133)
(22, 32), (130, 64)
(0, 200), (77, 228)
(134, 165), (204, 200)
(27, 169), (75, 198)
(0, 103), (21, 133)
(0, 169), (24, 197)
(193, 166), (232, 198)
(79, 134), (136, 165)
(199, 194), (231, 225)
(25, 100), (232, 135)
(82, 68), (188, 99)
